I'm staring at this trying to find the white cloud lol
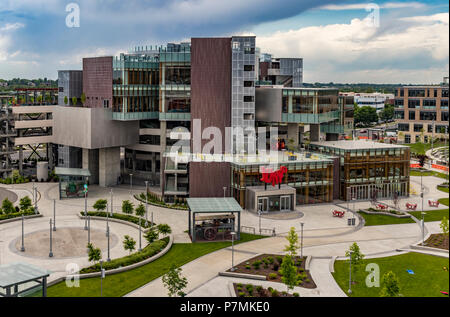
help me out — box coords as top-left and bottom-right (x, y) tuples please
(255, 12), (449, 83)
(319, 2), (426, 10)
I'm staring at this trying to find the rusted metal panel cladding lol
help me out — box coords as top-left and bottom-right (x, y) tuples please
(259, 62), (269, 79)
(82, 56), (113, 108)
(189, 38), (232, 197)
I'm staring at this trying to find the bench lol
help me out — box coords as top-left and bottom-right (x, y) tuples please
(405, 203), (417, 211)
(428, 200), (440, 207)
(332, 210), (345, 218)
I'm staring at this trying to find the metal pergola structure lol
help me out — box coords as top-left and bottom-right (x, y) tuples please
(0, 262), (51, 297)
(187, 197), (242, 243)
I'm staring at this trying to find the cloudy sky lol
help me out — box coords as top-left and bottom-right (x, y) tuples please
(0, 0), (448, 83)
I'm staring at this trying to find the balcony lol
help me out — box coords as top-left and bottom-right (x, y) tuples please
(112, 111), (158, 121)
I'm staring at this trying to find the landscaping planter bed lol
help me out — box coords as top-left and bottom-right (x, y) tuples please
(424, 233), (449, 251)
(227, 254), (316, 289)
(233, 283), (298, 297)
(361, 208), (410, 218)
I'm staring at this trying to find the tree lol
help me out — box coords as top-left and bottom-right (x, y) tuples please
(72, 96), (77, 106)
(279, 254), (300, 292)
(123, 235), (136, 254)
(354, 106), (378, 127)
(162, 265), (188, 297)
(19, 196), (32, 211)
(135, 203), (146, 217)
(345, 242), (365, 280)
(87, 242), (102, 264)
(2, 198), (15, 214)
(380, 271), (400, 297)
(81, 92), (86, 105)
(64, 95), (68, 105)
(378, 104), (394, 123)
(93, 199), (107, 212)
(144, 227), (159, 244)
(157, 223), (172, 236)
(440, 216), (449, 236)
(284, 227), (300, 257)
(122, 200), (134, 214)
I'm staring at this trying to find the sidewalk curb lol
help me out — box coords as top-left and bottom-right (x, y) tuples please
(0, 214), (43, 224)
(228, 282), (237, 297)
(329, 256), (337, 273)
(47, 234), (173, 287)
(305, 255), (312, 270)
(78, 214), (152, 233)
(410, 244), (449, 255)
(218, 271), (267, 281)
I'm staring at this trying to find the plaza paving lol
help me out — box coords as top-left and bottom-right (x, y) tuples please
(0, 173), (448, 296)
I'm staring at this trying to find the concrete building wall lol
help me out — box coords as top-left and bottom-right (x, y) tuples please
(255, 87), (282, 122)
(82, 148), (99, 184)
(99, 147), (120, 187)
(52, 106), (139, 149)
(190, 37), (232, 197)
(83, 56), (113, 109)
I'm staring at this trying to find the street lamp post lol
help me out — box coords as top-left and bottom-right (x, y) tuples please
(145, 181), (149, 227)
(100, 260), (104, 297)
(106, 204), (109, 237)
(107, 224), (111, 262)
(53, 199), (56, 231)
(230, 232), (237, 271)
(33, 183), (38, 214)
(49, 219), (53, 257)
(129, 173), (133, 194)
(138, 217), (142, 252)
(258, 210), (262, 235)
(110, 188), (113, 216)
(84, 185), (88, 230)
(223, 187), (226, 197)
(348, 251), (352, 294)
(300, 222), (304, 259)
(88, 215), (91, 245)
(421, 212), (426, 246)
(20, 213), (25, 252)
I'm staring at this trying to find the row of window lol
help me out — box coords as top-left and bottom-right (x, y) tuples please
(396, 88), (449, 98)
(398, 123), (448, 133)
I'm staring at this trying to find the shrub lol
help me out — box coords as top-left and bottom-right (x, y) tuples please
(271, 289), (279, 297)
(276, 255), (283, 263)
(245, 265), (251, 270)
(238, 292), (245, 297)
(79, 211), (152, 228)
(157, 223), (172, 236)
(236, 283), (243, 287)
(252, 260), (261, 269)
(256, 285), (263, 292)
(144, 227), (159, 244)
(122, 200), (134, 214)
(93, 199), (107, 212)
(268, 273), (277, 280)
(293, 292), (299, 297)
(2, 198), (15, 214)
(266, 256), (274, 264)
(135, 203), (146, 217)
(80, 237), (168, 273)
(19, 196), (32, 211)
(267, 287), (273, 292)
(282, 291), (288, 296)
(273, 263), (279, 271)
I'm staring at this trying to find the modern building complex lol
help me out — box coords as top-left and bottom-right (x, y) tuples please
(4, 35), (419, 212)
(394, 83), (449, 143)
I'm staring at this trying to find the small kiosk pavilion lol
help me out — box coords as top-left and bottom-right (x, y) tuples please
(187, 197), (242, 242)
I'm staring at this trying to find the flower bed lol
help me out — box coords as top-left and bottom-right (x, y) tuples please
(79, 237), (169, 273)
(233, 283), (298, 297)
(134, 193), (188, 210)
(227, 254), (316, 289)
(79, 211), (153, 228)
(0, 209), (37, 221)
(424, 233), (449, 251)
(361, 208), (410, 218)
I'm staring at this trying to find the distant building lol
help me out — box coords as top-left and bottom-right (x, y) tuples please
(394, 82), (449, 144)
(340, 92), (394, 112)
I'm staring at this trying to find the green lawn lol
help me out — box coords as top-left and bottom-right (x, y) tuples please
(409, 208), (449, 222)
(438, 197), (449, 206)
(410, 170), (448, 179)
(437, 186), (449, 194)
(36, 233), (265, 297)
(333, 253), (449, 297)
(406, 142), (447, 155)
(358, 212), (415, 226)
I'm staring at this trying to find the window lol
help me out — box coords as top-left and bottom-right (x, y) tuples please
(441, 100), (448, 108)
(443, 89), (449, 98)
(423, 99), (436, 107)
(232, 41), (240, 50)
(442, 112), (449, 122)
(394, 99), (403, 107)
(103, 99), (109, 108)
(398, 123), (409, 131)
(434, 89), (437, 97)
(408, 111), (415, 120)
(415, 135), (421, 142)
(419, 111), (436, 121)
(413, 124), (423, 132)
(394, 111), (404, 119)
(244, 81), (254, 87)
(408, 99), (420, 108)
(243, 113), (254, 120)
(405, 134), (411, 143)
(58, 87), (64, 92)
(243, 96), (254, 102)
(400, 89), (404, 97)
(408, 89), (425, 97)
(244, 65), (254, 71)
(244, 47), (255, 54)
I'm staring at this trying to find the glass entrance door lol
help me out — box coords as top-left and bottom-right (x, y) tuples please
(258, 197), (269, 213)
(280, 195), (290, 211)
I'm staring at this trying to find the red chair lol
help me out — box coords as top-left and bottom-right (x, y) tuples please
(405, 203), (417, 211)
(332, 210), (345, 218)
(428, 200), (440, 207)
